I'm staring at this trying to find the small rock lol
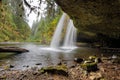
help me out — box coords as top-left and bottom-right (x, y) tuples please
(74, 58), (84, 63)
(33, 72), (38, 75)
(70, 65), (75, 68)
(71, 71), (76, 75)
(83, 71), (88, 76)
(89, 72), (102, 80)
(111, 55), (120, 63)
(9, 64), (14, 68)
(100, 67), (105, 72)
(112, 55), (117, 59)
(63, 62), (67, 65)
(95, 58), (102, 63)
(89, 76), (96, 80)
(31, 67), (38, 71)
(23, 65), (29, 68)
(89, 56), (96, 60)
(35, 63), (42, 65)
(57, 62), (62, 65)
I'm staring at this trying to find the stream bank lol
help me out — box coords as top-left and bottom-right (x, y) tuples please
(0, 56), (120, 80)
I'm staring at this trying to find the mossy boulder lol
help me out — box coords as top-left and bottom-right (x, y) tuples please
(39, 64), (68, 76)
(80, 56), (102, 72)
(81, 61), (98, 72)
(89, 56), (102, 63)
(89, 56), (97, 61)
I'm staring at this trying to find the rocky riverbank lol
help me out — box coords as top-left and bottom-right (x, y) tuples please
(0, 56), (120, 80)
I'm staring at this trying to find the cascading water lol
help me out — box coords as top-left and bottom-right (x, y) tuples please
(62, 20), (77, 49)
(23, 0), (77, 50)
(50, 13), (67, 48)
(50, 13), (77, 50)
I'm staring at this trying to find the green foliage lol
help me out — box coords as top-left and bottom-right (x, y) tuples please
(0, 1), (30, 42)
(27, 13), (62, 44)
(0, 0), (62, 43)
(0, 52), (16, 59)
(39, 64), (68, 76)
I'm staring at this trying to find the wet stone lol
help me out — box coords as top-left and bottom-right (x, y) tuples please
(74, 58), (84, 63)
(9, 64), (14, 68)
(35, 63), (42, 65)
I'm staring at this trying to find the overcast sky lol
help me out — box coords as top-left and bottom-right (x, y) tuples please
(23, 0), (47, 28)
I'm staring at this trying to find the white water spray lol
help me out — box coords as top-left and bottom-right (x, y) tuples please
(50, 13), (67, 48)
(50, 13), (77, 50)
(62, 20), (77, 49)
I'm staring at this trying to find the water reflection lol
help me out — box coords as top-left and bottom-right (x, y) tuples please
(0, 43), (116, 70)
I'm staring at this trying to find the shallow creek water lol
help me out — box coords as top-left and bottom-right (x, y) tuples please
(0, 42), (118, 70)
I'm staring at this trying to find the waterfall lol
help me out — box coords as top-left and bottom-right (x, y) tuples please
(50, 13), (77, 49)
(62, 20), (77, 49)
(50, 13), (67, 48)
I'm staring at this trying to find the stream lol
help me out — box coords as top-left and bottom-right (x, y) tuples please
(0, 42), (118, 70)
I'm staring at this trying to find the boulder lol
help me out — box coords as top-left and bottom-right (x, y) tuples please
(81, 61), (98, 72)
(39, 64), (68, 76)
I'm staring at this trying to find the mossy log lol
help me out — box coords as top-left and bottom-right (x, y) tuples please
(0, 47), (29, 53)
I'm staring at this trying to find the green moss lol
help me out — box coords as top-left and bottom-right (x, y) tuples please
(89, 56), (97, 62)
(0, 52), (16, 59)
(28, 13), (62, 44)
(0, 2), (30, 42)
(80, 56), (101, 72)
(40, 64), (67, 72)
(81, 61), (98, 72)
(39, 64), (68, 76)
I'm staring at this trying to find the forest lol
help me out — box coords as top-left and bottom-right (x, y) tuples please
(0, 0), (120, 80)
(0, 0), (62, 43)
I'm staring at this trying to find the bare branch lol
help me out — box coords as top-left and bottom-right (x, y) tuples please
(23, 0), (31, 8)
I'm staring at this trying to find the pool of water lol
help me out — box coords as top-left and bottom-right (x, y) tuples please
(0, 42), (118, 70)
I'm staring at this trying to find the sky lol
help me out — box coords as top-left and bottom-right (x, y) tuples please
(23, 0), (47, 28)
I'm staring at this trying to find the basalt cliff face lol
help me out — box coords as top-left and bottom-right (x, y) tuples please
(55, 0), (120, 45)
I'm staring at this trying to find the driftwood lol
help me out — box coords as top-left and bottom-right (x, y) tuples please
(0, 47), (29, 53)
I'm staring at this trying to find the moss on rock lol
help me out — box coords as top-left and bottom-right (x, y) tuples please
(39, 64), (68, 76)
(81, 61), (98, 72)
(55, 0), (120, 43)
(80, 56), (102, 72)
